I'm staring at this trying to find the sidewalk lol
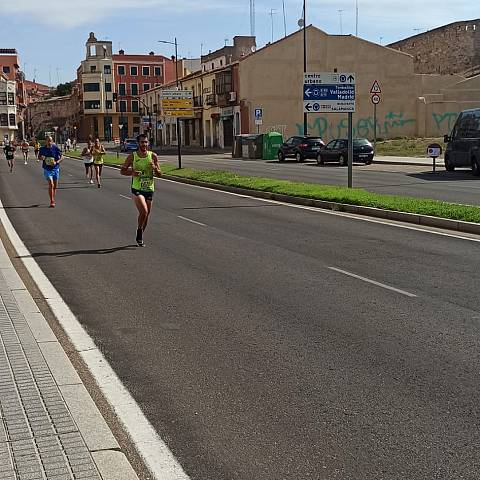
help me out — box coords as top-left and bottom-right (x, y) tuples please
(0, 238), (139, 479)
(373, 155), (439, 167)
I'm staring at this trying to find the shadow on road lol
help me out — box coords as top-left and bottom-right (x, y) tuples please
(1, 204), (46, 209)
(407, 170), (478, 182)
(18, 244), (138, 258)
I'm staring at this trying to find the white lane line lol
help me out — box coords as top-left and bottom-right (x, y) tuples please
(328, 267), (417, 298)
(0, 195), (191, 480)
(67, 173), (73, 177)
(159, 178), (480, 243)
(177, 215), (206, 227)
(119, 194), (131, 200)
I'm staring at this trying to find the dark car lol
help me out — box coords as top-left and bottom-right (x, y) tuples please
(122, 138), (139, 152)
(277, 136), (325, 162)
(317, 138), (374, 166)
(443, 108), (480, 174)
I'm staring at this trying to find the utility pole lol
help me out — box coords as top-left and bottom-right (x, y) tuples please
(174, 38), (182, 169)
(250, 0), (256, 37)
(303, 0), (307, 136)
(355, 0), (359, 36)
(269, 9), (277, 43)
(338, 9), (344, 35)
(282, 0), (287, 37)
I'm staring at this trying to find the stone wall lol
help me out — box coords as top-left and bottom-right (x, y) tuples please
(388, 19), (479, 76)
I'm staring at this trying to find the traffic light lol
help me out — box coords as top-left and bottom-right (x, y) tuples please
(112, 93), (118, 102)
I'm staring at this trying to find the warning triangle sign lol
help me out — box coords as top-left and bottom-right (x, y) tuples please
(370, 80), (382, 94)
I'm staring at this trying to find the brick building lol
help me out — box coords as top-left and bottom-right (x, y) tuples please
(388, 19), (480, 77)
(113, 49), (176, 139)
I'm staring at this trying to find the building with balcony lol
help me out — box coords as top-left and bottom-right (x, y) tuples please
(0, 49), (27, 139)
(0, 73), (18, 143)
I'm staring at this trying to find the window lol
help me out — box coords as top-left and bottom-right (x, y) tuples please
(130, 66), (138, 76)
(220, 59), (223, 66)
(84, 83), (100, 92)
(119, 100), (127, 112)
(142, 66), (150, 76)
(154, 67), (162, 76)
(84, 100), (100, 109)
(118, 83), (126, 95)
(7, 93), (14, 105)
(118, 65), (125, 75)
(2, 66), (10, 74)
(90, 66), (96, 73)
(104, 82), (112, 92)
(211, 63), (214, 70)
(0, 114), (7, 126)
(131, 84), (138, 95)
(131, 100), (139, 113)
(106, 100), (113, 109)
(104, 65), (112, 74)
(143, 83), (150, 92)
(0, 92), (6, 105)
(133, 116), (140, 124)
(8, 114), (16, 126)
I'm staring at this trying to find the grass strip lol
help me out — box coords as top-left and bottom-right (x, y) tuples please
(68, 150), (480, 223)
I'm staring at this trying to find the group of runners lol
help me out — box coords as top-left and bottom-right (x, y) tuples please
(3, 133), (161, 247)
(2, 139), (42, 171)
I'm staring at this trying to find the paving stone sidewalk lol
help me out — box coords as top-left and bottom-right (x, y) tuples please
(0, 245), (138, 479)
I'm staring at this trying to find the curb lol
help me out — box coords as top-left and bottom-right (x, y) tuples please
(161, 174), (480, 236)
(373, 159), (433, 167)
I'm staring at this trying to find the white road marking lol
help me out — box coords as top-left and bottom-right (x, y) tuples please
(177, 215), (206, 227)
(67, 173), (73, 177)
(0, 195), (191, 480)
(72, 156), (480, 244)
(119, 194), (131, 200)
(158, 178), (480, 243)
(328, 267), (417, 298)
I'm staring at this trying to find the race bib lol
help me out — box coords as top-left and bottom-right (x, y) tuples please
(140, 176), (154, 191)
(45, 157), (56, 166)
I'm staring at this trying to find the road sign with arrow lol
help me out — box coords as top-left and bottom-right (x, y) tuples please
(303, 72), (356, 113)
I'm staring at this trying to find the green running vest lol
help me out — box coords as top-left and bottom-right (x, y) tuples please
(131, 151), (154, 192)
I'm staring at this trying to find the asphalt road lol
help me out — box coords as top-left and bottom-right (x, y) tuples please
(155, 152), (480, 206)
(2, 154), (480, 479)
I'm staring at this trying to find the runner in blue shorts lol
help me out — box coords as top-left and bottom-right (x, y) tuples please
(38, 136), (63, 208)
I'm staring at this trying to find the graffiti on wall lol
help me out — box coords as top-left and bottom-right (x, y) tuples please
(265, 124), (288, 135)
(295, 112), (416, 139)
(432, 112), (459, 132)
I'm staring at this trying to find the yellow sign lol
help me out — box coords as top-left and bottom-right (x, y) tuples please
(162, 99), (193, 109)
(164, 110), (194, 118)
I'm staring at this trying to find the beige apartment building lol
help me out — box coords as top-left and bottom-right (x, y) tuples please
(238, 26), (480, 141)
(77, 33), (117, 141)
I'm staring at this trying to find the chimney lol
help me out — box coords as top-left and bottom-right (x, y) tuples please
(118, 49), (125, 55)
(149, 51), (155, 56)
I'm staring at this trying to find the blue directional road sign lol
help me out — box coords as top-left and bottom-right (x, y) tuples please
(303, 72), (356, 113)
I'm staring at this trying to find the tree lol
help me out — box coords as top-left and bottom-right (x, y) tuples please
(54, 81), (76, 97)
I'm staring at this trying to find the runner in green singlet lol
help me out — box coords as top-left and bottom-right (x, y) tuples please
(120, 134), (161, 247)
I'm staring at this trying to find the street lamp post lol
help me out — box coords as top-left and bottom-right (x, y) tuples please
(159, 38), (182, 169)
(117, 123), (123, 158)
(303, 0), (307, 136)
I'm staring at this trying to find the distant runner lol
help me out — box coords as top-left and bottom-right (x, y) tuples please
(81, 140), (94, 184)
(34, 139), (40, 160)
(120, 134), (161, 247)
(21, 139), (30, 164)
(91, 138), (106, 188)
(3, 142), (16, 173)
(38, 136), (63, 208)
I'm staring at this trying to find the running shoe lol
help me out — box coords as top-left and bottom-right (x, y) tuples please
(136, 229), (145, 247)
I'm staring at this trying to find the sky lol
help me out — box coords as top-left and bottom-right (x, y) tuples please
(0, 0), (477, 86)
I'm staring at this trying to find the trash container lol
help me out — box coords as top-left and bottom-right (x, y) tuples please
(244, 134), (263, 159)
(262, 132), (284, 160)
(233, 135), (249, 158)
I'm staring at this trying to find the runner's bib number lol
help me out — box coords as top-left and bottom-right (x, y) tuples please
(45, 157), (56, 166)
(140, 176), (154, 191)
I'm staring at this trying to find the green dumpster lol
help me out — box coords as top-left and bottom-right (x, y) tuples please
(263, 132), (284, 160)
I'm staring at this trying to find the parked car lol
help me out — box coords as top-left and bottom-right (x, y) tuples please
(122, 138), (139, 152)
(317, 138), (374, 165)
(443, 108), (480, 174)
(277, 136), (325, 162)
